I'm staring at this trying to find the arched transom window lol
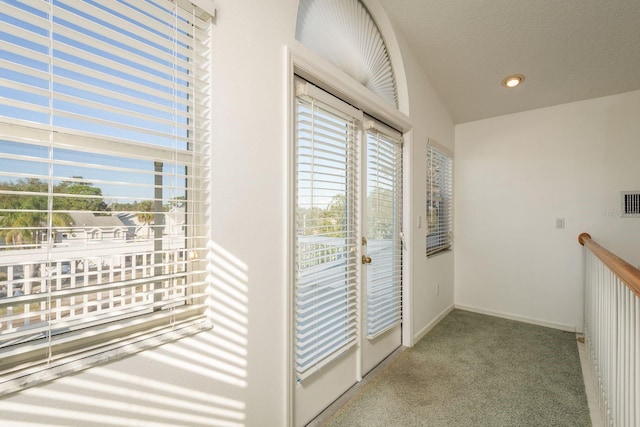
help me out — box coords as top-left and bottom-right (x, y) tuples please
(296, 0), (398, 107)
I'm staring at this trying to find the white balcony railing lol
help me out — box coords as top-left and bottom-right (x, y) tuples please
(0, 244), (189, 336)
(580, 233), (640, 427)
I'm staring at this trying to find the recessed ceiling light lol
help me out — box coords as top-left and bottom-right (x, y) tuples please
(501, 74), (525, 88)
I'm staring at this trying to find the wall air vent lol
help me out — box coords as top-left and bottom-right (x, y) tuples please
(621, 191), (640, 217)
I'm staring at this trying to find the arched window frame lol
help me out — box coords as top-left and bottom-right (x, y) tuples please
(295, 0), (399, 108)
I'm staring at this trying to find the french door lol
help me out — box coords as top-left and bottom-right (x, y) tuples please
(361, 122), (403, 374)
(293, 79), (403, 426)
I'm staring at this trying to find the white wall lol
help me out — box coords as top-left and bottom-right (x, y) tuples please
(397, 33), (455, 342)
(455, 89), (640, 332)
(0, 1), (455, 426)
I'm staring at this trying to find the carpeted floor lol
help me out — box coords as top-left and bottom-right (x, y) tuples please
(323, 310), (591, 427)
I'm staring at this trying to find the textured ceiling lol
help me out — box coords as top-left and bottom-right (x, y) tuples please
(378, 0), (640, 123)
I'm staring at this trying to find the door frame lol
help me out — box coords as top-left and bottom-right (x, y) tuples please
(285, 45), (413, 427)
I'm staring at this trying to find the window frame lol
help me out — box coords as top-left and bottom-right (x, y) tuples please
(426, 139), (453, 257)
(0, 0), (213, 394)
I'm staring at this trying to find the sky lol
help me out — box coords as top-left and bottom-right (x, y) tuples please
(0, 0), (193, 206)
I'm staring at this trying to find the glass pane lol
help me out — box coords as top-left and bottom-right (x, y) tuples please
(0, 0), (211, 375)
(0, 141), (189, 344)
(366, 131), (401, 338)
(295, 97), (358, 377)
(0, 0), (194, 150)
(426, 145), (452, 255)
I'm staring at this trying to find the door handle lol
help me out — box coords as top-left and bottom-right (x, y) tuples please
(362, 255), (372, 264)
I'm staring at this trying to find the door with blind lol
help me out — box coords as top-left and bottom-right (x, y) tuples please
(293, 79), (403, 426)
(361, 122), (403, 374)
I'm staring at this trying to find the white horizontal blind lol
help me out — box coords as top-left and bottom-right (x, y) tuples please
(426, 140), (452, 256)
(294, 81), (359, 380)
(0, 0), (212, 381)
(365, 123), (402, 339)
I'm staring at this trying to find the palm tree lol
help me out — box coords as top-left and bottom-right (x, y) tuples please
(0, 178), (73, 249)
(136, 200), (155, 240)
(0, 212), (40, 249)
(0, 211), (71, 249)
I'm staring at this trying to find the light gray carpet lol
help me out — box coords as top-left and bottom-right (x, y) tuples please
(323, 310), (591, 427)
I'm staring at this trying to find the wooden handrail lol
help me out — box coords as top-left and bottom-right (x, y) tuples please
(579, 233), (640, 298)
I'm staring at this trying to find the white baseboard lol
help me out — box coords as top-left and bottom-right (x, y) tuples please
(454, 304), (577, 332)
(576, 335), (604, 427)
(413, 304), (454, 344)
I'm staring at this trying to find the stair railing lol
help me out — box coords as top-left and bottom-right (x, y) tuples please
(579, 233), (639, 427)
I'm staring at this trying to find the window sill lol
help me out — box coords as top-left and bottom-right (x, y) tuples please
(0, 316), (212, 397)
(427, 247), (453, 258)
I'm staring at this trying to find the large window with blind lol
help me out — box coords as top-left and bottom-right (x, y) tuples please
(426, 140), (452, 256)
(0, 0), (212, 391)
(294, 79), (361, 380)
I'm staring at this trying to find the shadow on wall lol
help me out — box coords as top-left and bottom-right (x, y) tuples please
(0, 240), (250, 427)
